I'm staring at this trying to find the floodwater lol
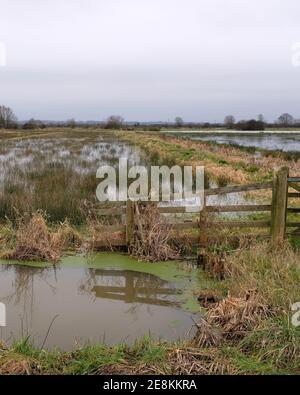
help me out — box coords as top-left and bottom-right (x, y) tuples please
(165, 131), (300, 152)
(0, 254), (200, 351)
(0, 131), (255, 352)
(0, 130), (253, 218)
(0, 133), (146, 191)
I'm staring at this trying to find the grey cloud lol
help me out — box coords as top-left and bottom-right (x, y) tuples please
(0, 0), (299, 121)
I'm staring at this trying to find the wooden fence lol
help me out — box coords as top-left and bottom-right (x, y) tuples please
(94, 167), (300, 249)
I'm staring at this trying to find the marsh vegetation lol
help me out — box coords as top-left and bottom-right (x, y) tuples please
(0, 129), (144, 224)
(0, 128), (300, 375)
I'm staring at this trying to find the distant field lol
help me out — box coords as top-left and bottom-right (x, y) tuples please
(160, 130), (300, 152)
(158, 128), (300, 134)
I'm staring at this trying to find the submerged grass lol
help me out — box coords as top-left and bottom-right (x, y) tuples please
(0, 128), (145, 225)
(0, 129), (300, 375)
(118, 131), (300, 185)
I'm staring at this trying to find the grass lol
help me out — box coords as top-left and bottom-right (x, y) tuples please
(0, 241), (299, 375)
(0, 128), (300, 375)
(0, 128), (146, 225)
(0, 336), (171, 375)
(0, 212), (83, 262)
(1, 127), (299, 226)
(118, 130), (300, 186)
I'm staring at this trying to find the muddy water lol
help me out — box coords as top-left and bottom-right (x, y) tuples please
(0, 254), (200, 351)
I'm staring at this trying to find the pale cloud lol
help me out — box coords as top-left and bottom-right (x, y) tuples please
(0, 0), (299, 121)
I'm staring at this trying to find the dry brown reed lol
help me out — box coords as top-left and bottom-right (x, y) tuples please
(3, 212), (81, 262)
(129, 203), (180, 262)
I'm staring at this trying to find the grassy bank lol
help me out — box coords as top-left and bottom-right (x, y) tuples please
(0, 241), (300, 375)
(118, 131), (300, 185)
(0, 337), (237, 375)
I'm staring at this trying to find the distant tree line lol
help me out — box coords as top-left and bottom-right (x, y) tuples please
(223, 113), (298, 131)
(1, 104), (300, 131)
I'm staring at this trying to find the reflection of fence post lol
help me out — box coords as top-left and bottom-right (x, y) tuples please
(271, 167), (289, 245)
(126, 200), (135, 246)
(198, 194), (207, 264)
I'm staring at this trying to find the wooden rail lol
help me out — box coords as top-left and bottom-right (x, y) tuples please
(288, 193), (300, 198)
(204, 182), (273, 196)
(205, 204), (271, 213)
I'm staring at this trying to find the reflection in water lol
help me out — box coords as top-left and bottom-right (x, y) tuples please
(0, 263), (197, 350)
(80, 269), (180, 307)
(0, 265), (56, 339)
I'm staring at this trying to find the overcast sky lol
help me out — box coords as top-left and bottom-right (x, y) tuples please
(0, 0), (300, 122)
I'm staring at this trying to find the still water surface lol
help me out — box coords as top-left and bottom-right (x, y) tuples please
(166, 131), (300, 152)
(0, 254), (199, 350)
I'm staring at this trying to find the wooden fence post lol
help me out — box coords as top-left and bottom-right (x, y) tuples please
(270, 166), (289, 245)
(126, 200), (135, 246)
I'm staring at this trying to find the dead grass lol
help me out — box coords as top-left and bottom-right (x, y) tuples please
(167, 347), (237, 375)
(0, 357), (33, 375)
(0, 341), (237, 375)
(194, 240), (300, 368)
(129, 203), (180, 262)
(197, 289), (222, 308)
(207, 294), (268, 336)
(224, 241), (300, 309)
(194, 293), (269, 347)
(85, 205), (125, 252)
(119, 131), (300, 184)
(2, 212), (82, 262)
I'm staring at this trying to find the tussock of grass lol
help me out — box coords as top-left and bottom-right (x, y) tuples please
(64, 344), (127, 375)
(208, 295), (268, 336)
(1, 129), (300, 375)
(4, 212), (63, 262)
(2, 212), (82, 262)
(194, 241), (300, 373)
(129, 203), (180, 262)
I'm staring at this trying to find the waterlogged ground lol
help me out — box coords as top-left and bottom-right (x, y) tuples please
(0, 128), (255, 224)
(164, 131), (300, 152)
(0, 253), (201, 351)
(0, 129), (147, 223)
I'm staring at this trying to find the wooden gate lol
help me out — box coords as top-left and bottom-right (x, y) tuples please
(94, 167), (300, 250)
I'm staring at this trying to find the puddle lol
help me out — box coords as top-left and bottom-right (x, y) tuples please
(0, 254), (200, 351)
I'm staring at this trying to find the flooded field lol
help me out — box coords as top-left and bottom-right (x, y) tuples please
(165, 131), (300, 152)
(0, 129), (259, 350)
(0, 129), (254, 224)
(0, 130), (147, 223)
(0, 254), (200, 350)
